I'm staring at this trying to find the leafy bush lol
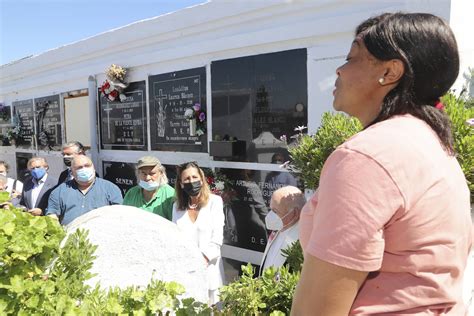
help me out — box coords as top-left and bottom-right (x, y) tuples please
(281, 241), (303, 274)
(443, 92), (474, 200)
(288, 112), (362, 190)
(219, 263), (299, 315)
(0, 200), (210, 315)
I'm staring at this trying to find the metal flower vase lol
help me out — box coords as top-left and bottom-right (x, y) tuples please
(189, 118), (197, 136)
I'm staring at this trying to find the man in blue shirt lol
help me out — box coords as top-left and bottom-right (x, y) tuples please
(46, 155), (122, 225)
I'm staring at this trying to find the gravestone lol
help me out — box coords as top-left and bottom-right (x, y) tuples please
(65, 205), (208, 302)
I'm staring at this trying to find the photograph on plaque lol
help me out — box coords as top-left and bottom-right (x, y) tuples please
(149, 67), (207, 152)
(102, 161), (137, 197)
(212, 49), (307, 163)
(99, 81), (147, 150)
(12, 99), (35, 149)
(34, 94), (62, 150)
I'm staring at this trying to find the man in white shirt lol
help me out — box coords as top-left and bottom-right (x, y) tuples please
(20, 157), (57, 215)
(259, 186), (306, 276)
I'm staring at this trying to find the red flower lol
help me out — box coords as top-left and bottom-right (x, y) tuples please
(207, 176), (215, 185)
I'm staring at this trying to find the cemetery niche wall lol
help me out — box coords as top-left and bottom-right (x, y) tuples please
(211, 49), (307, 163)
(99, 81), (147, 151)
(149, 67), (207, 152)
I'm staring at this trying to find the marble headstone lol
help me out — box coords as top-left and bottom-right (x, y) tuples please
(65, 205), (208, 302)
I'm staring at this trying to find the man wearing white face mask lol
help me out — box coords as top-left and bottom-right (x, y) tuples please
(123, 156), (175, 220)
(46, 155), (122, 225)
(259, 186), (306, 276)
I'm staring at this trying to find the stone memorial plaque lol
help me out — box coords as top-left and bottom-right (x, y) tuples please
(34, 94), (62, 150)
(102, 161), (137, 196)
(217, 167), (300, 252)
(162, 164), (177, 188)
(149, 67), (207, 152)
(211, 49), (307, 163)
(0, 103), (11, 125)
(16, 152), (33, 183)
(99, 81), (147, 150)
(66, 205), (209, 303)
(12, 99), (35, 148)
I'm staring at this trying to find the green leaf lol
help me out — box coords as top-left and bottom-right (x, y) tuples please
(2, 222), (15, 236)
(10, 275), (25, 294)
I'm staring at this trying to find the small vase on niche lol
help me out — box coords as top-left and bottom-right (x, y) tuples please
(189, 118), (197, 136)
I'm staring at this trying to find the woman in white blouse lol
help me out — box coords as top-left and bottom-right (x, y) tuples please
(172, 161), (225, 305)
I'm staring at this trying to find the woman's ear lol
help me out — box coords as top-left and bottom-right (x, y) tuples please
(382, 59), (404, 85)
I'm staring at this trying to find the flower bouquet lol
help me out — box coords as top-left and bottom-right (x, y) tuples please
(100, 64), (129, 102)
(204, 169), (236, 206)
(184, 103), (206, 136)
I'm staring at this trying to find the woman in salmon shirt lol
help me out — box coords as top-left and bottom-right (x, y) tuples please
(291, 13), (472, 315)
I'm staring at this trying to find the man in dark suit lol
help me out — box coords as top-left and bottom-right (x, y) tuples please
(20, 157), (57, 216)
(58, 141), (86, 185)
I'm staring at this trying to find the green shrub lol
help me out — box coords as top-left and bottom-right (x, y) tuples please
(281, 241), (303, 274)
(219, 264), (299, 315)
(288, 112), (362, 190)
(0, 202), (210, 315)
(443, 92), (474, 200)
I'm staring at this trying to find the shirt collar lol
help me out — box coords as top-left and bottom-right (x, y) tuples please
(33, 173), (48, 185)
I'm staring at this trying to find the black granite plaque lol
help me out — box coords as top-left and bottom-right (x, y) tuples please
(102, 161), (137, 196)
(162, 164), (178, 188)
(99, 81), (147, 150)
(215, 167), (301, 252)
(0, 103), (11, 125)
(12, 99), (35, 148)
(34, 95), (62, 150)
(16, 152), (33, 183)
(212, 49), (307, 163)
(149, 67), (207, 152)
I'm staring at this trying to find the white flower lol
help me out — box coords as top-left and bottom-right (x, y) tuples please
(215, 181), (225, 190)
(294, 125), (307, 132)
(184, 108), (194, 119)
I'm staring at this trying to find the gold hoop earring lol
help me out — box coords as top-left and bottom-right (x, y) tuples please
(378, 78), (385, 85)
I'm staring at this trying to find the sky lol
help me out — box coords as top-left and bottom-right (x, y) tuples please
(0, 0), (207, 65)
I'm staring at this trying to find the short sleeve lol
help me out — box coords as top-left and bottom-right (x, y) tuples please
(122, 186), (137, 206)
(161, 186), (175, 221)
(305, 147), (404, 271)
(108, 183), (123, 205)
(45, 185), (62, 217)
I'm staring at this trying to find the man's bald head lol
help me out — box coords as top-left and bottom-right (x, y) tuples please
(270, 186), (305, 228)
(71, 155), (93, 170)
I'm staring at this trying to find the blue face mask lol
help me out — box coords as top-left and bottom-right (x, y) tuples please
(31, 167), (46, 180)
(75, 167), (94, 183)
(138, 180), (160, 192)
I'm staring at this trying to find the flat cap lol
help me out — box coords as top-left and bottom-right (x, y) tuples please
(137, 156), (162, 169)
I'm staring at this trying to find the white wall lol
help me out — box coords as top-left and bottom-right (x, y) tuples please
(450, 0), (474, 95)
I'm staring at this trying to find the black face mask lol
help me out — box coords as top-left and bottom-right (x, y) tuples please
(63, 156), (73, 167)
(182, 181), (202, 196)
